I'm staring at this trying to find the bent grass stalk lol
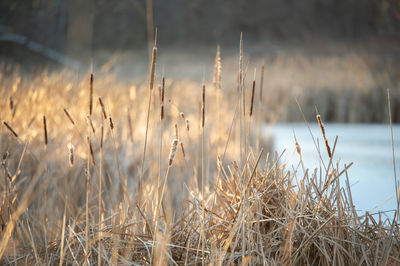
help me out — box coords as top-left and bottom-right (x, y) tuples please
(140, 34), (157, 190)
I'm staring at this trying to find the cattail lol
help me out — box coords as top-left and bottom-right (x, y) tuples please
(43, 115), (48, 146)
(86, 136), (96, 165)
(98, 97), (107, 120)
(2, 120), (18, 138)
(127, 110), (133, 142)
(185, 119), (190, 131)
(9, 96), (13, 111)
(180, 112), (185, 119)
(86, 115), (95, 134)
(238, 32), (243, 92)
(316, 114), (332, 158)
(109, 116), (114, 130)
(294, 139), (301, 157)
(160, 77), (165, 120)
(11, 103), (17, 118)
(180, 141), (186, 158)
(168, 139), (179, 166)
(63, 108), (75, 125)
(68, 143), (74, 167)
(89, 72), (94, 115)
(213, 45), (221, 90)
(249, 79), (256, 117)
(149, 43), (157, 91)
(202, 84), (205, 128)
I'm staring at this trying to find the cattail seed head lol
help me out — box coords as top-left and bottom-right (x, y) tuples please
(89, 72), (94, 115)
(180, 142), (186, 158)
(316, 115), (325, 135)
(180, 112), (185, 119)
(213, 45), (221, 90)
(68, 143), (74, 167)
(295, 139), (301, 157)
(250, 79), (256, 117)
(149, 46), (157, 91)
(168, 139), (179, 166)
(316, 114), (332, 158)
(2, 120), (18, 138)
(202, 84), (205, 128)
(86, 136), (96, 165)
(109, 116), (114, 130)
(63, 108), (75, 125)
(127, 110), (133, 142)
(98, 97), (107, 120)
(9, 96), (13, 111)
(185, 119), (190, 131)
(43, 115), (48, 146)
(160, 77), (165, 120)
(86, 115), (96, 133)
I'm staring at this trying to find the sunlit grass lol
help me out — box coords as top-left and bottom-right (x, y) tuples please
(0, 44), (399, 265)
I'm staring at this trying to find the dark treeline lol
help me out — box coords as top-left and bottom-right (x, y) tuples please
(0, 0), (399, 55)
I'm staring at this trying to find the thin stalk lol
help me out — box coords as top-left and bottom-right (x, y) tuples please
(140, 34), (157, 189)
(387, 89), (399, 222)
(98, 123), (104, 266)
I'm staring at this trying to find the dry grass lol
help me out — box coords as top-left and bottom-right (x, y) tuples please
(0, 44), (399, 265)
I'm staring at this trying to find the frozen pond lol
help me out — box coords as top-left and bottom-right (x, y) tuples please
(265, 123), (400, 218)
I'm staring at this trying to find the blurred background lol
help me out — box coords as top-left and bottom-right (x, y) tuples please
(1, 0), (400, 215)
(1, 0), (400, 52)
(1, 0), (400, 122)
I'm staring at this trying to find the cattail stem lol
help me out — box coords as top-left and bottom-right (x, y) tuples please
(154, 139), (177, 237)
(98, 122), (104, 266)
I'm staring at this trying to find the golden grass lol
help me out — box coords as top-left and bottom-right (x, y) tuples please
(0, 44), (399, 265)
